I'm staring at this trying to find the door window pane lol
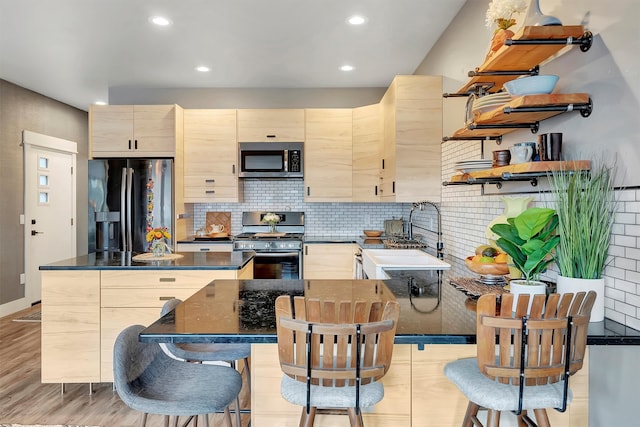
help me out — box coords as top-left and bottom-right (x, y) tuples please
(38, 157), (49, 169)
(39, 192), (49, 204)
(39, 174), (49, 187)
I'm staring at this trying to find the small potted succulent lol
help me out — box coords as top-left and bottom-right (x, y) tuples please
(491, 207), (559, 311)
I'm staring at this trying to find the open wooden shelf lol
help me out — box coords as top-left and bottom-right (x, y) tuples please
(451, 93), (591, 139)
(446, 160), (591, 185)
(456, 26), (587, 95)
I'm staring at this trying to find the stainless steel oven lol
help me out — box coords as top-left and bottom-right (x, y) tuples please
(233, 211), (304, 279)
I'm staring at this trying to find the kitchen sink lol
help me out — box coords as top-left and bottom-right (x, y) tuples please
(362, 249), (450, 279)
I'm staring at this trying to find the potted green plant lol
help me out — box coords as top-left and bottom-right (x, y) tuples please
(548, 162), (618, 322)
(491, 207), (560, 311)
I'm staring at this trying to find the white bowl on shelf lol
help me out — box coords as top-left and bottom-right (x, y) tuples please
(504, 75), (559, 96)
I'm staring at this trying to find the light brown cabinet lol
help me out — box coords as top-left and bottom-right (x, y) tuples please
(379, 75), (443, 203)
(237, 109), (305, 142)
(304, 109), (353, 202)
(303, 243), (356, 279)
(353, 104), (382, 202)
(41, 263), (253, 384)
(183, 109), (241, 203)
(41, 270), (101, 383)
(90, 104), (183, 158)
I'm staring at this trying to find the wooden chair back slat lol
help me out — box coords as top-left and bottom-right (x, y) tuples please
(476, 292), (596, 389)
(275, 295), (400, 389)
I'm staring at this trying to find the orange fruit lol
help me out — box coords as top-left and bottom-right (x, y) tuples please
(494, 253), (508, 263)
(472, 254), (482, 262)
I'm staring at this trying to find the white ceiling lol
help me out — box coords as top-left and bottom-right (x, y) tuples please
(0, 0), (466, 111)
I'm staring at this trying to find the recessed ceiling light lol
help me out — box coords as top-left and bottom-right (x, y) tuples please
(340, 65), (354, 72)
(347, 15), (367, 25)
(94, 101), (107, 106)
(195, 66), (210, 72)
(149, 16), (172, 26)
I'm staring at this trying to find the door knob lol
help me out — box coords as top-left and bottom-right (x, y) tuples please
(31, 230), (43, 235)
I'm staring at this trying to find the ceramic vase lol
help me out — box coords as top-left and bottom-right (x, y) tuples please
(509, 279), (547, 313)
(486, 196), (534, 244)
(524, 0), (562, 26)
(556, 275), (605, 322)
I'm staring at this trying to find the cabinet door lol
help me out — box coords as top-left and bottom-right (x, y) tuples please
(90, 104), (178, 158)
(353, 104), (382, 202)
(90, 105), (135, 156)
(132, 105), (179, 156)
(237, 109), (305, 142)
(303, 243), (356, 279)
(41, 270), (100, 383)
(380, 84), (397, 201)
(183, 109), (240, 202)
(304, 109), (353, 202)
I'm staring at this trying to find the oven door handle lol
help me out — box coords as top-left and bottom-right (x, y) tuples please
(253, 252), (300, 257)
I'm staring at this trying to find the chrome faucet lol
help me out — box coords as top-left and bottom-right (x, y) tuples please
(408, 200), (444, 259)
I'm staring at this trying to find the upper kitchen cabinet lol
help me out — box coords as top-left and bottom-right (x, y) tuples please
(304, 109), (353, 202)
(90, 104), (184, 158)
(183, 109), (240, 203)
(236, 109), (305, 142)
(380, 75), (443, 203)
(353, 104), (382, 202)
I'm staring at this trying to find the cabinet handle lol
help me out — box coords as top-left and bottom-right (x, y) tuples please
(305, 246), (308, 255)
(159, 296), (176, 300)
(307, 187), (310, 196)
(375, 185), (378, 196)
(266, 135), (276, 138)
(392, 181), (396, 193)
(382, 159), (385, 170)
(232, 164), (236, 174)
(199, 248), (211, 251)
(134, 139), (138, 150)
(128, 139), (132, 150)
(205, 179), (215, 183)
(159, 278), (176, 282)
(205, 190), (216, 194)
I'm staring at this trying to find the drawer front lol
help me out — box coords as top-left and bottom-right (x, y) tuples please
(176, 243), (233, 253)
(184, 186), (238, 199)
(101, 270), (223, 288)
(183, 175), (237, 187)
(101, 287), (201, 308)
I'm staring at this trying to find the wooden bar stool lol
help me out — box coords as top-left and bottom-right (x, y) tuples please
(444, 291), (595, 427)
(275, 295), (400, 427)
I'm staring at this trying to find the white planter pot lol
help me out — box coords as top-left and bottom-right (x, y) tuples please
(508, 280), (547, 313)
(556, 276), (605, 322)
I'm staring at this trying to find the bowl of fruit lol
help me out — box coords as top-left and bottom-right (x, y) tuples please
(465, 245), (510, 279)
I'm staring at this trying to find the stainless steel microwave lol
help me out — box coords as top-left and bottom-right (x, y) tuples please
(238, 142), (303, 178)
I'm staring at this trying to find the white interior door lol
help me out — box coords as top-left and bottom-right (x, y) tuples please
(23, 131), (77, 305)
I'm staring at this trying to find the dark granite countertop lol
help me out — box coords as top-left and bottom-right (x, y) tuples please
(40, 251), (255, 270)
(139, 256), (640, 346)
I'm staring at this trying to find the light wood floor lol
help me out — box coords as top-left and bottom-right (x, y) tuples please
(0, 304), (251, 427)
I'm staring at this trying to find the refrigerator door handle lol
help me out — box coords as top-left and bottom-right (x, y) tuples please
(120, 168), (127, 251)
(126, 167), (134, 251)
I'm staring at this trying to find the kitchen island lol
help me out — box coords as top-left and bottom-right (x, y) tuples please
(139, 258), (639, 427)
(39, 250), (255, 383)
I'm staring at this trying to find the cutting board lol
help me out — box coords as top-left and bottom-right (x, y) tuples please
(206, 211), (231, 235)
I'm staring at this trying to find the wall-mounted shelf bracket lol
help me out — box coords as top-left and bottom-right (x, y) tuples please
(468, 122), (539, 134)
(505, 31), (593, 52)
(441, 135), (502, 144)
(444, 82), (496, 98)
(503, 98), (593, 118)
(468, 65), (539, 78)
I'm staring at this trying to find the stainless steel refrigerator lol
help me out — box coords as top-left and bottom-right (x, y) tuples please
(88, 159), (174, 253)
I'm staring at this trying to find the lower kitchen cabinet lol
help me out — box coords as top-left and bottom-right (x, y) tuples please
(303, 243), (356, 279)
(41, 270), (101, 383)
(41, 263), (253, 384)
(252, 343), (589, 426)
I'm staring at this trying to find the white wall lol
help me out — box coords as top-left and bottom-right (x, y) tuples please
(416, 0), (640, 330)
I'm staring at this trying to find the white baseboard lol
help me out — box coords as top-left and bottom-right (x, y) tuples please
(0, 297), (30, 318)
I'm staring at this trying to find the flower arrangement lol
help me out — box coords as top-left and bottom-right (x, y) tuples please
(261, 212), (281, 232)
(146, 227), (171, 242)
(485, 0), (528, 31)
(146, 227), (171, 256)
